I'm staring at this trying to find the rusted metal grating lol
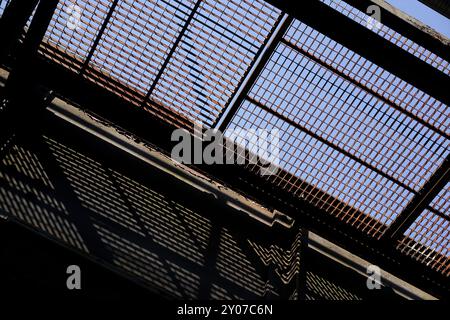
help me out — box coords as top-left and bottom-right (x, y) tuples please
(397, 209), (449, 276)
(395, 182), (450, 275)
(149, 0), (281, 126)
(321, 0), (450, 76)
(430, 182), (450, 216)
(39, 0), (114, 72)
(249, 41), (449, 193)
(224, 30), (449, 236)
(227, 98), (413, 238)
(85, 0), (196, 103)
(38, 0), (281, 127)
(284, 20), (450, 137)
(27, 0), (450, 276)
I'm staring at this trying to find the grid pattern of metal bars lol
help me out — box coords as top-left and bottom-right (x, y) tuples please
(250, 41), (448, 193)
(25, 0), (450, 276)
(40, 0), (114, 72)
(86, 0), (196, 102)
(221, 6), (450, 274)
(321, 0), (450, 76)
(284, 20), (450, 137)
(228, 95), (413, 236)
(397, 209), (449, 276)
(150, 0), (280, 126)
(430, 182), (450, 216)
(225, 34), (449, 236)
(38, 0), (281, 127)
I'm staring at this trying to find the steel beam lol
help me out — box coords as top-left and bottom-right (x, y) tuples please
(42, 101), (450, 299)
(140, 0), (202, 107)
(216, 14), (293, 131)
(343, 0), (450, 59)
(381, 155), (450, 241)
(263, 0), (450, 106)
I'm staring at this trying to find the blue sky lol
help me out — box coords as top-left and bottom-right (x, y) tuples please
(386, 0), (450, 38)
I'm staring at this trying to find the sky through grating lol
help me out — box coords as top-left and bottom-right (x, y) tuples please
(31, 0), (450, 274)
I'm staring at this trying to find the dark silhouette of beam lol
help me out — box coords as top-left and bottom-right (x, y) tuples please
(217, 15), (293, 131)
(419, 0), (450, 19)
(0, 0), (58, 158)
(263, 0), (450, 106)
(381, 155), (450, 241)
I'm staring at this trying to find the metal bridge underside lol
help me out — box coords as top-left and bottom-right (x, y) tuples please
(0, 0), (449, 299)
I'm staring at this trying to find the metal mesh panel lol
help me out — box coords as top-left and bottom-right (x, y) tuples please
(38, 0), (280, 127)
(284, 20), (450, 137)
(85, 0), (196, 103)
(430, 182), (450, 216)
(227, 99), (413, 237)
(222, 6), (449, 246)
(224, 31), (450, 237)
(248, 42), (449, 192)
(321, 0), (450, 76)
(24, 0), (450, 279)
(398, 209), (449, 275)
(151, 0), (281, 126)
(40, 0), (114, 72)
